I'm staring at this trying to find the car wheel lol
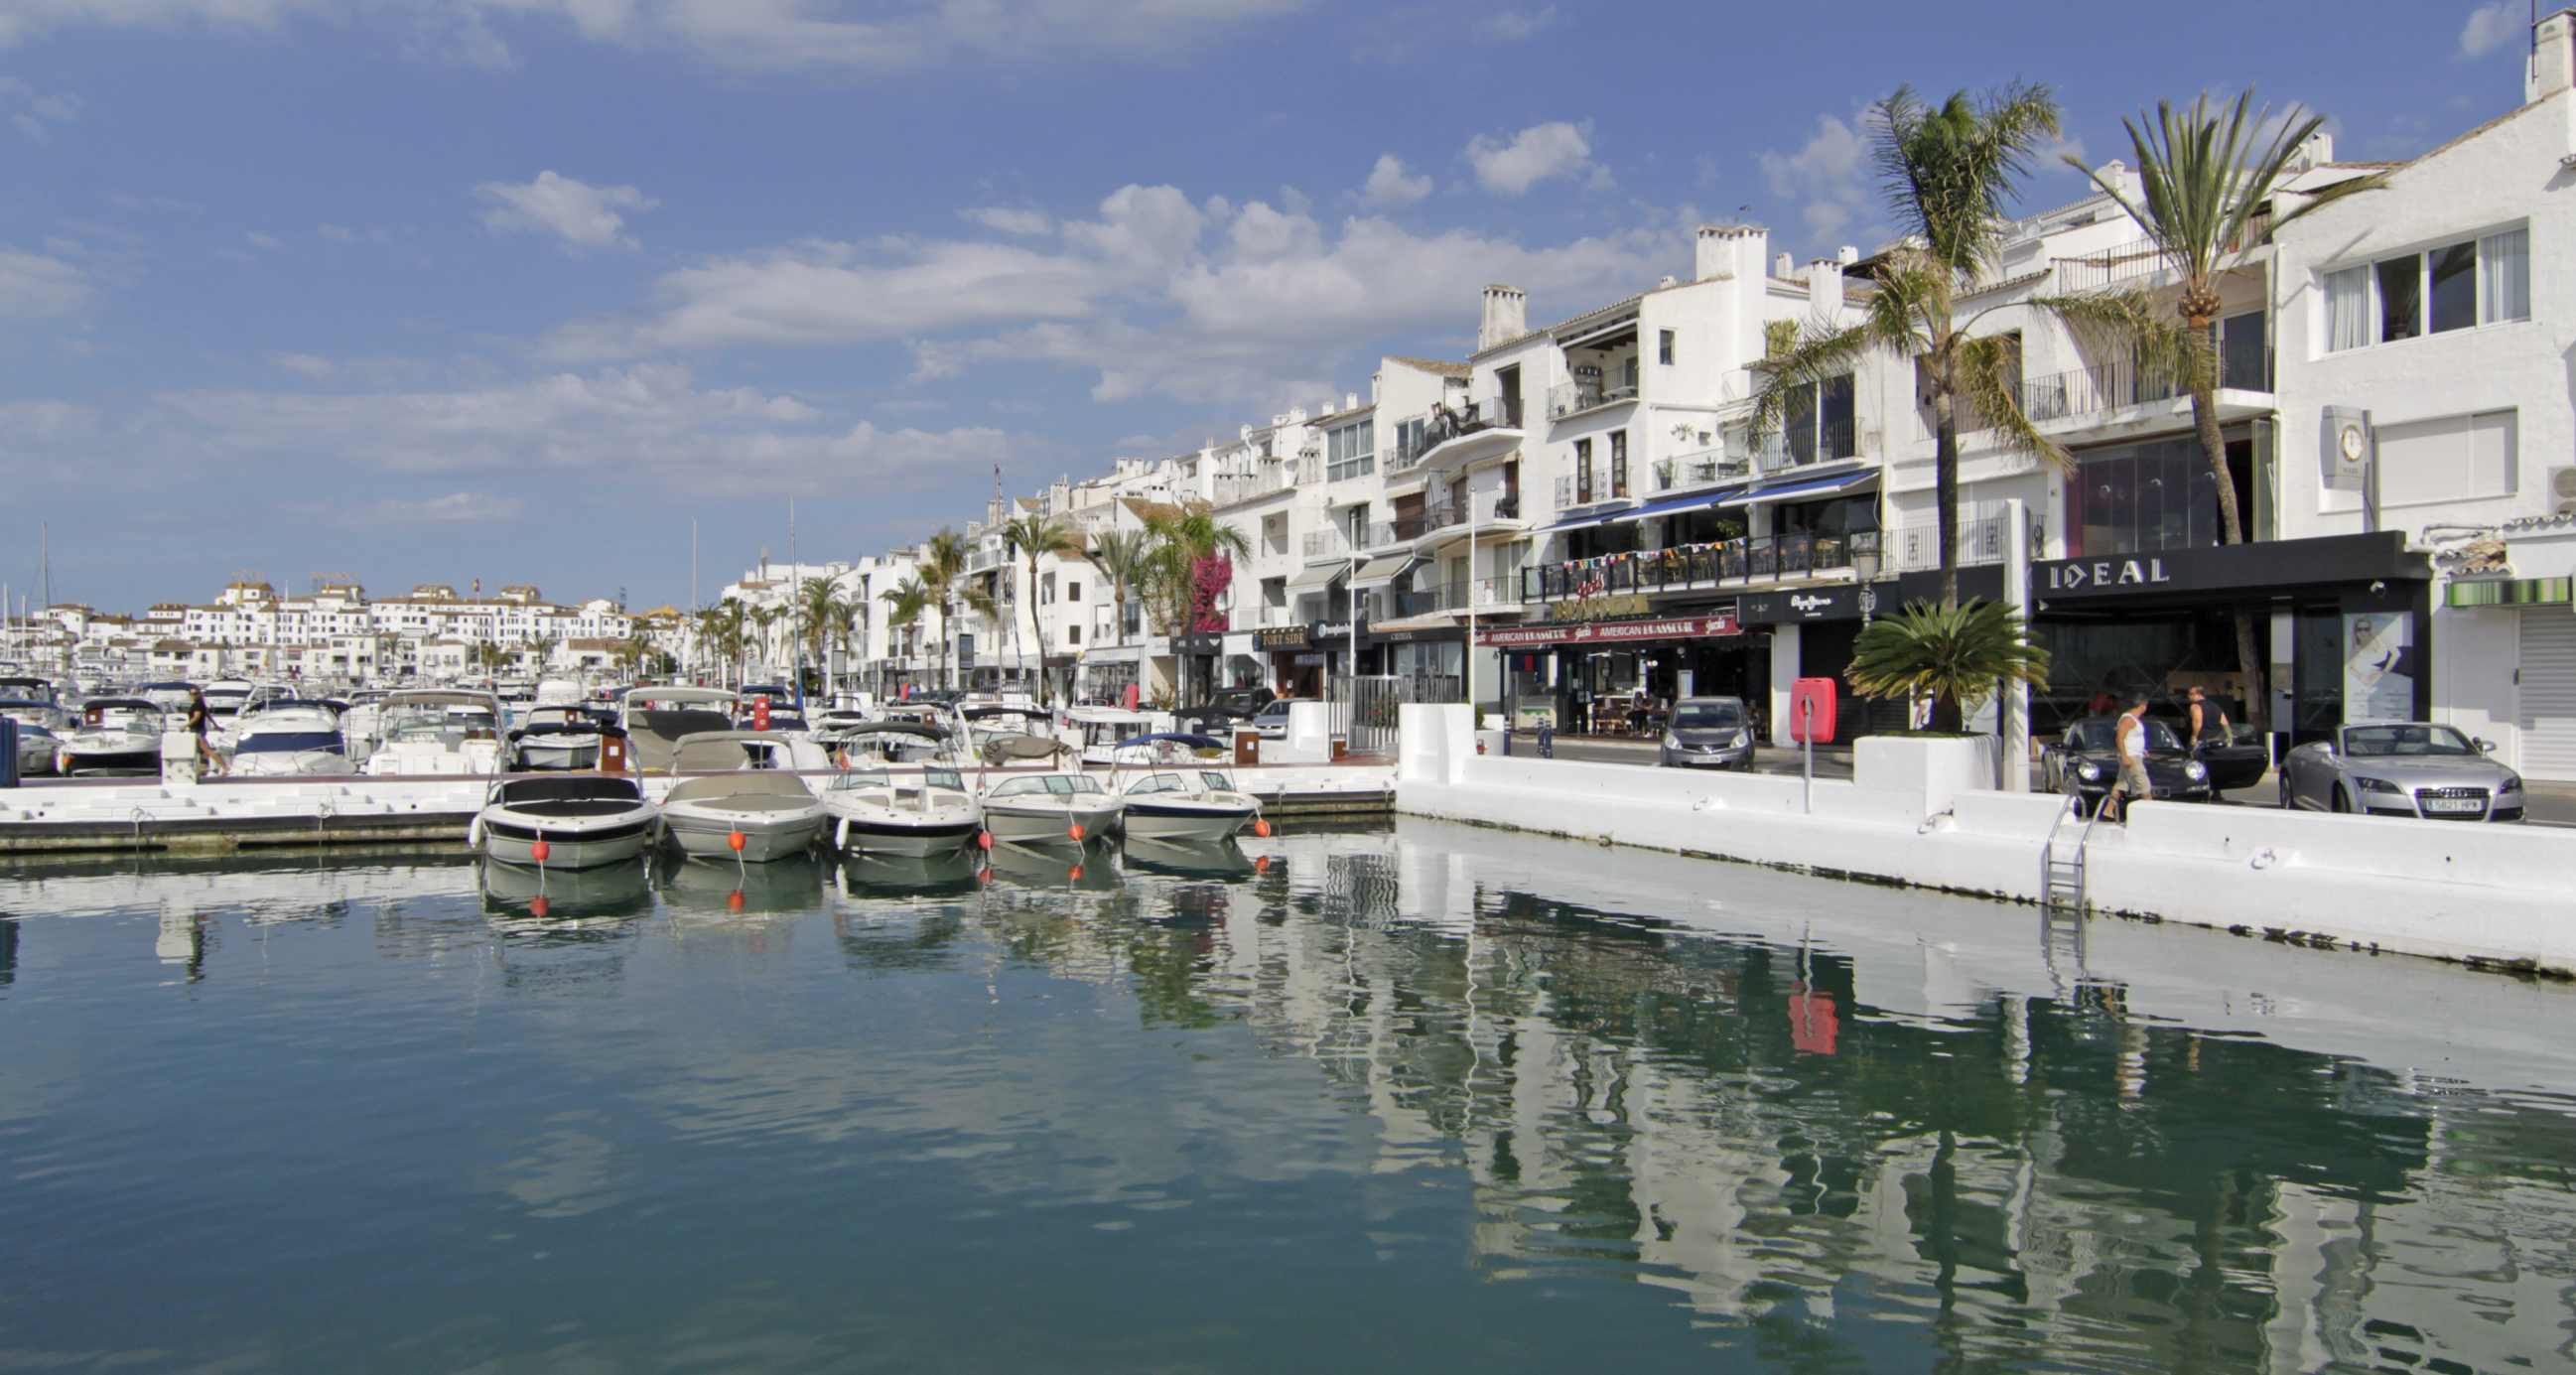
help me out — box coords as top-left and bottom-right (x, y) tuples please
(2277, 766), (2293, 810)
(2331, 783), (2352, 815)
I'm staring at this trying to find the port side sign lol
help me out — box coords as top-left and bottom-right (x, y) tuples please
(1475, 614), (1740, 648)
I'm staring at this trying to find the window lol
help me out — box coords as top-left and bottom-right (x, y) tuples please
(1658, 330), (1676, 365)
(1574, 438), (1593, 503)
(1325, 419), (1376, 481)
(1067, 625), (1081, 644)
(1067, 581), (1081, 603)
(2326, 227), (2530, 351)
(2219, 310), (2268, 391)
(1609, 430), (1629, 497)
(1396, 416), (1426, 465)
(2375, 409), (2516, 506)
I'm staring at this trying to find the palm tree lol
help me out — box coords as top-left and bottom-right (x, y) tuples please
(1753, 84), (2191, 726)
(747, 604), (783, 682)
(913, 529), (992, 691)
(1001, 513), (1084, 710)
(795, 577), (850, 696)
(881, 576), (929, 691)
(2067, 92), (2384, 731)
(1847, 599), (2051, 727)
(1141, 506), (1252, 705)
(1087, 528), (1153, 648)
(713, 601), (748, 688)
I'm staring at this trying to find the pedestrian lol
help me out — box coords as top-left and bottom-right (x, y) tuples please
(2086, 684), (2117, 717)
(2185, 685), (2232, 750)
(186, 689), (225, 776)
(2110, 692), (2152, 821)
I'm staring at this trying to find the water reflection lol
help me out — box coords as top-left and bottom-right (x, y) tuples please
(0, 823), (2571, 1373)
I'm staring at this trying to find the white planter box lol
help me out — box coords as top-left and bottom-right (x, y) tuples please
(1854, 735), (1994, 816)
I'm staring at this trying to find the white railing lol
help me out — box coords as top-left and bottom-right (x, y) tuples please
(1302, 528), (1351, 560)
(1654, 448), (1750, 490)
(1887, 512), (2015, 573)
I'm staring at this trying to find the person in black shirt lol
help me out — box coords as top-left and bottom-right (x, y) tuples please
(186, 690), (225, 776)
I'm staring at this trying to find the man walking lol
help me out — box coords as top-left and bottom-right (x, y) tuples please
(186, 689), (225, 777)
(2110, 692), (2152, 821)
(2185, 685), (2231, 749)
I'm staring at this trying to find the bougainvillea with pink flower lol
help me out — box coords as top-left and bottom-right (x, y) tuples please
(1187, 553), (1233, 633)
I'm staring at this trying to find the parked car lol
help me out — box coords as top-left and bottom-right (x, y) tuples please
(2149, 696), (2270, 793)
(2040, 716), (2212, 812)
(1252, 698), (1295, 741)
(1180, 686), (1276, 735)
(2280, 721), (2524, 822)
(1658, 696), (1756, 769)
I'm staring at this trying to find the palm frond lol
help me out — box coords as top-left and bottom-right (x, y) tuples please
(2026, 289), (2210, 390)
(1847, 598), (2050, 716)
(1953, 332), (2069, 472)
(1748, 320), (1879, 440)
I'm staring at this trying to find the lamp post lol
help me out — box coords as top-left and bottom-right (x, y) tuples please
(1853, 535), (1882, 626)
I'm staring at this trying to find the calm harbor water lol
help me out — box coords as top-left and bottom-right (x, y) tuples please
(4, 821), (2575, 1373)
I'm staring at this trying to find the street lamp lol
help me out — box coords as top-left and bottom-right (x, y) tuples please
(1853, 535), (1882, 626)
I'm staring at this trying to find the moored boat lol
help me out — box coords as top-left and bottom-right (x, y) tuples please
(977, 770), (1122, 847)
(659, 731), (829, 862)
(473, 774), (660, 870)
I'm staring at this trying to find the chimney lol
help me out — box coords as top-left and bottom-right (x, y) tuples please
(1837, 244), (1858, 265)
(1774, 252), (1794, 278)
(1805, 257), (1844, 315)
(1478, 283), (1528, 348)
(1344, 391), (1359, 411)
(1657, 274), (1678, 288)
(1694, 222), (1755, 281)
(2531, 8), (2575, 103)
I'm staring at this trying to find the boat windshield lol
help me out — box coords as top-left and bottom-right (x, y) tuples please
(828, 768), (893, 792)
(989, 774), (1106, 798)
(1198, 770), (1235, 792)
(233, 732), (344, 755)
(923, 767), (965, 792)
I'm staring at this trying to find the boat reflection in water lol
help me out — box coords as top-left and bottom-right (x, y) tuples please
(651, 849), (827, 915)
(838, 849), (987, 898)
(478, 857), (652, 922)
(984, 837), (1122, 891)
(1119, 834), (1255, 881)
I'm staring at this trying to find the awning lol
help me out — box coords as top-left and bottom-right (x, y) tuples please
(1610, 488), (1749, 525)
(1548, 510), (1615, 533)
(1718, 470), (1878, 508)
(1349, 553), (1415, 590)
(1286, 563), (1345, 594)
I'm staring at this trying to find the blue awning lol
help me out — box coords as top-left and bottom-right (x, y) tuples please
(1547, 510), (1612, 533)
(1609, 487), (1750, 525)
(1717, 470), (1879, 507)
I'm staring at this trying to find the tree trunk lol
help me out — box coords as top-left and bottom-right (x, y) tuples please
(1024, 555), (1054, 712)
(2188, 338), (2268, 735)
(1929, 384), (1965, 734)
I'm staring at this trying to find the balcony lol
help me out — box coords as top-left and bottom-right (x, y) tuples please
(1388, 577), (1521, 618)
(1548, 377), (1640, 421)
(1654, 449), (1752, 491)
(1887, 513), (2015, 574)
(1302, 528), (1351, 561)
(1523, 530), (1882, 601)
(1553, 473), (1634, 510)
(1394, 394), (1525, 475)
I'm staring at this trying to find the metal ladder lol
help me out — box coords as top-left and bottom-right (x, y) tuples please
(2039, 793), (2103, 912)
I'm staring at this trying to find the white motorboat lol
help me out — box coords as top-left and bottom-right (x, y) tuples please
(226, 702), (350, 776)
(9, 719), (59, 777)
(56, 697), (167, 775)
(659, 731), (830, 862)
(960, 703), (1054, 758)
(136, 680), (197, 716)
(0, 675), (60, 706)
(510, 706), (622, 770)
(472, 773), (659, 870)
(358, 689), (507, 776)
(977, 770), (1122, 847)
(199, 678), (253, 745)
(824, 756), (982, 856)
(618, 685), (740, 773)
(1066, 705), (1174, 765)
(1117, 762), (1264, 842)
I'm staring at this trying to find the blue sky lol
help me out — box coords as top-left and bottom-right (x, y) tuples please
(0, 0), (2538, 613)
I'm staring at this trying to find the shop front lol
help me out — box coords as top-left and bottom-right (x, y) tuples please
(1076, 645), (1141, 705)
(1254, 625), (1324, 700)
(1476, 609), (1743, 736)
(1740, 569), (2005, 744)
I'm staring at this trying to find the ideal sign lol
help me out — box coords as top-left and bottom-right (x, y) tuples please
(2040, 556), (2174, 595)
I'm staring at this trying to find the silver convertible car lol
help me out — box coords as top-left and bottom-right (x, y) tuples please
(2279, 721), (2525, 822)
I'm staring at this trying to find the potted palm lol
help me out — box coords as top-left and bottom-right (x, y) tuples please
(1846, 599), (2051, 809)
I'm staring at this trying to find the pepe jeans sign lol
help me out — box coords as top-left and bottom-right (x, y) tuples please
(1548, 593), (1653, 623)
(1475, 614), (1741, 649)
(2041, 556), (2174, 594)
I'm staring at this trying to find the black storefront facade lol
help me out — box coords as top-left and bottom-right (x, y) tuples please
(1478, 605), (1753, 735)
(1259, 619), (1469, 700)
(1729, 531), (2431, 746)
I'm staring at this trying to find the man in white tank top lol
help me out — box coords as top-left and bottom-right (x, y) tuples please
(2113, 692), (2153, 819)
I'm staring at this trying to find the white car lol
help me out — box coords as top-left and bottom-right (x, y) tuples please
(1252, 698), (1294, 741)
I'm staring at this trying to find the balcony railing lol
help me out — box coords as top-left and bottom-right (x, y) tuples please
(1548, 378), (1639, 420)
(2052, 236), (2167, 293)
(1553, 473), (1633, 509)
(1654, 449), (1752, 491)
(1387, 394), (1520, 474)
(1302, 529), (1351, 560)
(1887, 514), (2013, 574)
(2015, 357), (2193, 425)
(1421, 492), (1521, 535)
(1389, 577), (1519, 618)
(1523, 531), (1881, 601)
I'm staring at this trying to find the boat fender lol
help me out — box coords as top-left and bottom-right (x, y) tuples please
(466, 815), (483, 850)
(835, 817), (851, 852)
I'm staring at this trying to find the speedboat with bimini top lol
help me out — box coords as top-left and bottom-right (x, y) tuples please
(510, 705), (624, 770)
(473, 773), (659, 870)
(977, 770), (1122, 847)
(226, 701), (349, 776)
(1115, 759), (1265, 842)
(659, 731), (830, 862)
(359, 689), (507, 775)
(55, 698), (167, 775)
(619, 685), (740, 772)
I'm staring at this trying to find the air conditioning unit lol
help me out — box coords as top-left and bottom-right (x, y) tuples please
(2550, 466), (2576, 516)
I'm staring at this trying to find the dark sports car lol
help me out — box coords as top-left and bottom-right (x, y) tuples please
(2040, 716), (2214, 812)
(2151, 700), (2270, 792)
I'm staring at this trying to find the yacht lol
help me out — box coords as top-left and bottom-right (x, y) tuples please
(823, 754), (982, 856)
(472, 773), (659, 870)
(0, 675), (59, 706)
(56, 697), (167, 775)
(509, 705), (623, 771)
(358, 689), (507, 775)
(618, 685), (739, 772)
(136, 681), (197, 715)
(1114, 756), (1264, 843)
(659, 731), (830, 862)
(8, 718), (59, 777)
(1066, 705), (1173, 765)
(227, 702), (350, 777)
(977, 770), (1122, 847)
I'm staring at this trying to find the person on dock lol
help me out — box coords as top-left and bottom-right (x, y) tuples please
(186, 690), (225, 776)
(2110, 692), (2152, 821)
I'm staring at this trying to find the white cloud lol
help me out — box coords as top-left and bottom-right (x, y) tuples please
(0, 74), (79, 142)
(268, 351), (335, 378)
(1476, 5), (1555, 42)
(357, 490), (527, 524)
(961, 206), (1053, 235)
(0, 0), (1306, 71)
(1360, 153), (1430, 206)
(245, 230), (282, 250)
(0, 247), (89, 317)
(1465, 121), (1594, 197)
(475, 170), (655, 250)
(1759, 112), (1870, 239)
(2460, 2), (2520, 58)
